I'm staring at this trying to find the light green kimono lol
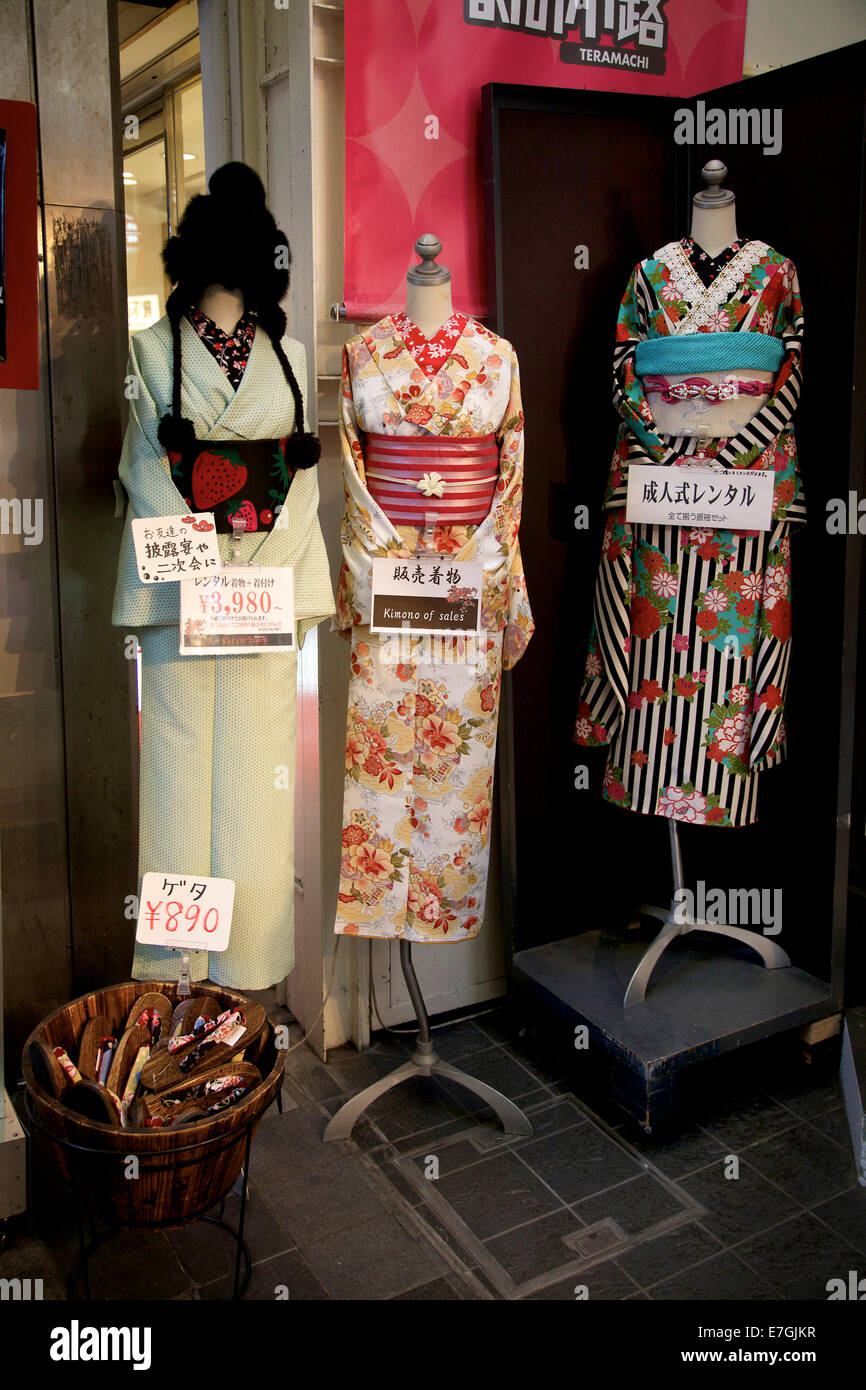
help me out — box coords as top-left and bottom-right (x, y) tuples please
(113, 316), (335, 989)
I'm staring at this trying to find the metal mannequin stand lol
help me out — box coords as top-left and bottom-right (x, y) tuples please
(324, 941), (533, 1140)
(623, 820), (791, 1007)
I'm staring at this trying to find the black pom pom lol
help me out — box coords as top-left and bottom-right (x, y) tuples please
(157, 413), (198, 454)
(208, 162), (266, 207)
(284, 432), (321, 470)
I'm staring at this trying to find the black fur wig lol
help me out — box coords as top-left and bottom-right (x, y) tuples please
(157, 161), (320, 469)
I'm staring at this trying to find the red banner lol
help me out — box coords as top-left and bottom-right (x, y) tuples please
(344, 0), (749, 321)
(0, 99), (39, 391)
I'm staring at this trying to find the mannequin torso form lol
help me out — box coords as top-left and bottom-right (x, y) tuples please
(196, 284), (245, 336)
(403, 278), (453, 339)
(690, 203), (738, 259)
(649, 198), (772, 439)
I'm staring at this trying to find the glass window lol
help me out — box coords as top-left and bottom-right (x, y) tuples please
(124, 137), (169, 332)
(122, 78), (204, 334)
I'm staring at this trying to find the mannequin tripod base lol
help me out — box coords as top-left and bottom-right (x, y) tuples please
(323, 1038), (534, 1142)
(624, 902), (791, 1009)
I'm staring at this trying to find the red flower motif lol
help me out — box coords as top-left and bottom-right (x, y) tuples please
(767, 599), (791, 640)
(630, 596), (661, 639)
(406, 404), (434, 426)
(695, 610), (718, 631)
(342, 825), (367, 847)
(480, 685), (495, 712)
(757, 685), (784, 709)
(639, 678), (664, 703)
(630, 749), (648, 767)
(363, 753), (385, 776)
(674, 677), (697, 697)
(642, 550), (666, 575)
(663, 728), (676, 746)
(705, 807), (727, 824)
(706, 741), (726, 762)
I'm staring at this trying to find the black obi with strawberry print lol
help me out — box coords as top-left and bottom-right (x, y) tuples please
(169, 309), (296, 533)
(169, 437), (295, 533)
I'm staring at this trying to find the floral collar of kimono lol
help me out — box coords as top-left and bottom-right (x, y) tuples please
(680, 236), (752, 288)
(359, 314), (483, 434)
(187, 306), (257, 389)
(657, 237), (770, 336)
(391, 311), (469, 376)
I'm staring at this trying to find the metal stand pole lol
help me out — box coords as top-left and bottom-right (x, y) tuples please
(623, 820), (791, 1007)
(324, 941), (533, 1141)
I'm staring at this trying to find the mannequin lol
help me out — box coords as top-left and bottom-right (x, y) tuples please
(690, 159), (738, 256)
(574, 166), (806, 1002)
(325, 234), (534, 1139)
(112, 161), (335, 990)
(197, 284), (244, 337)
(403, 233), (453, 337)
(648, 161), (774, 439)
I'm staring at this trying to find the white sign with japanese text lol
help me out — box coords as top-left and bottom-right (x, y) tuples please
(370, 557), (483, 636)
(626, 465), (775, 531)
(132, 513), (222, 583)
(137, 872), (235, 953)
(179, 566), (295, 654)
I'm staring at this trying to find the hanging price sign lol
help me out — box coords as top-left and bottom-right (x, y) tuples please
(370, 557), (483, 636)
(626, 465), (775, 531)
(179, 566), (295, 654)
(132, 513), (222, 582)
(137, 872), (235, 952)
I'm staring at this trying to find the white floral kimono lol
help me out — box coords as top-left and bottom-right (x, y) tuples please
(334, 314), (534, 942)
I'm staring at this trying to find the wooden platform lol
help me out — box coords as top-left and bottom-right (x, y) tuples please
(512, 928), (833, 1131)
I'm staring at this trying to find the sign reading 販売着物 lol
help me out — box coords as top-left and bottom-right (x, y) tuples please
(371, 556), (483, 636)
(344, 0), (749, 321)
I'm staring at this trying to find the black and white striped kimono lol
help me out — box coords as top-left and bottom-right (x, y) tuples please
(575, 236), (805, 829)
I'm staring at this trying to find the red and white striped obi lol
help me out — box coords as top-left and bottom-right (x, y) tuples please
(363, 433), (499, 527)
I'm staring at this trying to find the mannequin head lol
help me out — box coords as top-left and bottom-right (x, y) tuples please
(161, 161), (290, 323)
(156, 162), (318, 467)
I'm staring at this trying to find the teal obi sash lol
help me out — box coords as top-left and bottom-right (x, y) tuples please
(635, 332), (785, 377)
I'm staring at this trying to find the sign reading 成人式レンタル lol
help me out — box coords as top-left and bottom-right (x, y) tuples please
(344, 0), (749, 321)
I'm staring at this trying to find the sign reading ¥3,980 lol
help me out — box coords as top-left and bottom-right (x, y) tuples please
(371, 557), (483, 636)
(626, 465), (775, 532)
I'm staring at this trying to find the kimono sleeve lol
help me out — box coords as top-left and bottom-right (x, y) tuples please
(495, 350), (534, 669)
(111, 334), (187, 627)
(333, 342), (366, 634)
(610, 263), (668, 465)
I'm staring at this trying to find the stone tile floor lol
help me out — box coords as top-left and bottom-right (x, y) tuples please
(5, 994), (865, 1300)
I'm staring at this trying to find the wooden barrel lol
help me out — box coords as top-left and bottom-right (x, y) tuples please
(22, 980), (285, 1230)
